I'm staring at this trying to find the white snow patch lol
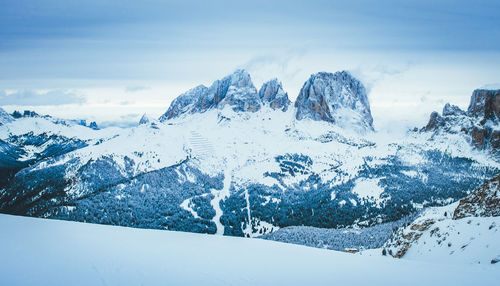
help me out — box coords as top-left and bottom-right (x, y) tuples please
(352, 178), (384, 204)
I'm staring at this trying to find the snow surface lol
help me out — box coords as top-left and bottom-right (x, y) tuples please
(0, 214), (498, 286)
(404, 216), (500, 265)
(380, 200), (500, 266)
(0, 116), (120, 142)
(351, 177), (385, 205)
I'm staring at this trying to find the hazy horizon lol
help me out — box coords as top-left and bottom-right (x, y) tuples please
(1, 0), (500, 130)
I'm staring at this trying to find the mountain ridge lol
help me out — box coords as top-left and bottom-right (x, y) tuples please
(159, 69), (373, 133)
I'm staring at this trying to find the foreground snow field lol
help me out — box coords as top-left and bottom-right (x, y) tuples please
(0, 214), (497, 286)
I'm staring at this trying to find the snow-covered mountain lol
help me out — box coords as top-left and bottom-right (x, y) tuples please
(422, 88), (500, 155)
(0, 113), (120, 188)
(159, 69), (265, 120)
(0, 107), (14, 126)
(295, 71), (374, 132)
(0, 70), (498, 241)
(383, 174), (500, 265)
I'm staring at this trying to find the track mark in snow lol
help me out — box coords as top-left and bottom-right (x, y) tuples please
(180, 197), (200, 219)
(210, 160), (234, 235)
(188, 131), (214, 158)
(243, 189), (252, 236)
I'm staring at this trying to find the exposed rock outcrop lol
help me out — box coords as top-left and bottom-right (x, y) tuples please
(442, 103), (465, 117)
(139, 113), (150, 125)
(258, 79), (291, 111)
(453, 173), (500, 219)
(294, 71), (374, 131)
(159, 70), (262, 121)
(89, 121), (99, 130)
(385, 173), (500, 260)
(467, 89), (500, 121)
(422, 89), (500, 153)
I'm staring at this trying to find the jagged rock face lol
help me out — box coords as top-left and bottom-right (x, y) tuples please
(424, 103), (466, 131)
(0, 108), (13, 125)
(160, 85), (209, 120)
(139, 114), (150, 125)
(89, 122), (99, 130)
(384, 174), (500, 261)
(258, 79), (291, 111)
(467, 89), (500, 121)
(453, 173), (500, 219)
(216, 69), (260, 112)
(442, 103), (466, 117)
(160, 70), (261, 121)
(424, 112), (444, 131)
(295, 71), (374, 130)
(422, 89), (500, 153)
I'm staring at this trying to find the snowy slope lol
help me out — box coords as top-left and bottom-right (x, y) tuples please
(0, 116), (120, 143)
(0, 107), (14, 125)
(384, 198), (500, 265)
(0, 214), (498, 286)
(403, 215), (500, 265)
(1, 70), (499, 238)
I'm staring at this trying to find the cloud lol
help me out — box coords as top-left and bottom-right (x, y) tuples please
(125, 86), (151, 92)
(241, 48), (306, 80)
(120, 113), (141, 120)
(350, 62), (414, 93)
(480, 83), (500, 90)
(0, 89), (85, 106)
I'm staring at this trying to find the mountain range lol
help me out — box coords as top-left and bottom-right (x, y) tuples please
(0, 69), (498, 242)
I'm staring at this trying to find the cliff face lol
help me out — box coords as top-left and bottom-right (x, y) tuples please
(467, 89), (500, 121)
(258, 79), (291, 112)
(423, 89), (500, 153)
(294, 71), (374, 131)
(384, 173), (500, 264)
(159, 70), (262, 121)
(454, 173), (500, 219)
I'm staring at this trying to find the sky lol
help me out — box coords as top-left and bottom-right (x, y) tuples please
(1, 0), (499, 130)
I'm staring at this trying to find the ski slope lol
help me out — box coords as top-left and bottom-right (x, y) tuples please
(0, 214), (497, 286)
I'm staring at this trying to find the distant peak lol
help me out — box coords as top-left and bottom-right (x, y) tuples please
(139, 113), (150, 125)
(259, 79), (291, 111)
(442, 103), (465, 116)
(0, 107), (14, 125)
(222, 69), (253, 89)
(467, 89), (500, 121)
(295, 70), (373, 131)
(160, 70), (261, 121)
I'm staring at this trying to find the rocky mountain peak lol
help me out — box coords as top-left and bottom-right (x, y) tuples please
(294, 71), (374, 131)
(159, 69), (261, 121)
(442, 103), (465, 116)
(159, 85), (209, 121)
(215, 69), (261, 112)
(467, 89), (500, 121)
(139, 113), (151, 125)
(422, 89), (500, 153)
(226, 69), (253, 88)
(258, 79), (291, 111)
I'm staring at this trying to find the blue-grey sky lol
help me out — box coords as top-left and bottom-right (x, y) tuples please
(1, 0), (499, 130)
